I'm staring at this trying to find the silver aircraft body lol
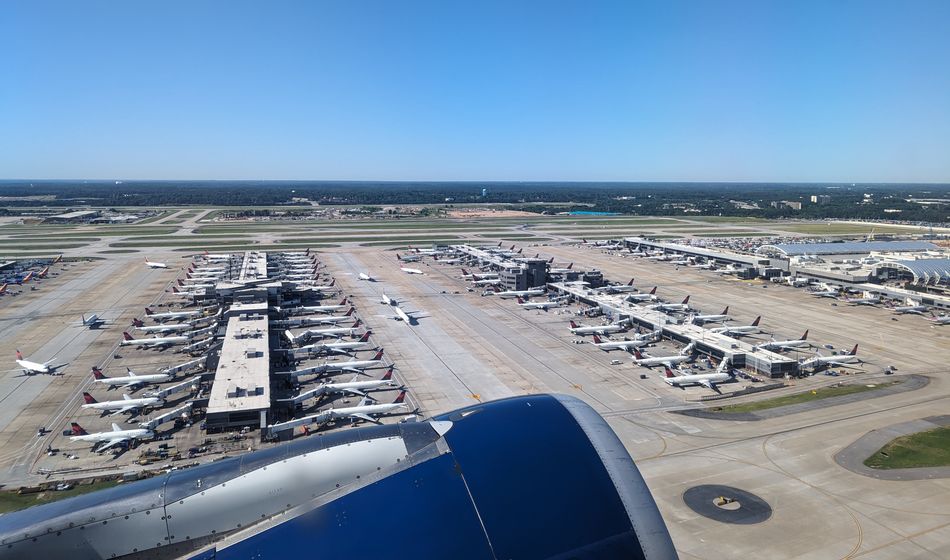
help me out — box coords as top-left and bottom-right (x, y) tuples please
(632, 343), (695, 368)
(121, 332), (190, 347)
(268, 391), (409, 432)
(799, 345), (861, 370)
(81, 392), (162, 415)
(569, 320), (626, 336)
(91, 366), (171, 389)
(14, 350), (58, 375)
(754, 330), (809, 351)
(68, 422), (153, 453)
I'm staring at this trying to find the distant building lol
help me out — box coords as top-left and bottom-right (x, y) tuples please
(44, 210), (100, 224)
(810, 195), (831, 204)
(770, 201), (801, 210)
(481, 188), (488, 197)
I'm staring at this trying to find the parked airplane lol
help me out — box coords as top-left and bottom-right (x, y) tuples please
(400, 266), (424, 275)
(144, 258), (168, 269)
(689, 306), (730, 324)
(516, 297), (562, 311)
(625, 286), (658, 301)
(663, 359), (733, 392)
(284, 298), (349, 314)
(810, 289), (839, 298)
(754, 330), (809, 351)
(601, 278), (638, 294)
(202, 250), (232, 260)
(81, 392), (162, 415)
(292, 332), (375, 356)
(121, 332), (190, 348)
(286, 320), (363, 344)
(892, 304), (929, 315)
(390, 306), (424, 325)
(279, 368), (399, 405)
(68, 422), (154, 453)
(14, 350), (59, 375)
(282, 349), (387, 378)
(131, 318), (193, 334)
(710, 316), (761, 336)
(144, 307), (203, 321)
(569, 320), (626, 336)
(495, 287), (545, 299)
(91, 366), (171, 389)
(379, 293), (395, 306)
(358, 272), (374, 281)
(269, 391), (409, 432)
(396, 253), (421, 262)
(927, 314), (950, 325)
(632, 343), (696, 368)
(842, 295), (880, 306)
(590, 334), (649, 352)
(79, 313), (105, 328)
(549, 263), (574, 274)
(0, 283), (7, 295)
(648, 295), (691, 312)
(799, 345), (861, 370)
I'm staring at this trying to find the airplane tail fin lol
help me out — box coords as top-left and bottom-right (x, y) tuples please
(91, 366), (105, 380)
(517, 297), (524, 304)
(122, 331), (135, 341)
(682, 295), (690, 305)
(382, 366), (394, 381)
(393, 390), (407, 404)
(126, 367), (137, 377)
(849, 344), (858, 355)
(751, 316), (761, 327)
(569, 321), (579, 329)
(353, 319), (362, 328)
(70, 422), (87, 435)
(664, 366), (675, 378)
(461, 268), (469, 276)
(722, 306), (729, 315)
(592, 334), (603, 344)
(340, 297), (348, 305)
(634, 349), (644, 360)
(132, 317), (144, 327)
(82, 392), (97, 404)
(649, 286), (657, 295)
(359, 331), (372, 342)
(567, 262), (573, 269)
(329, 279), (335, 287)
(372, 349), (384, 361)
(144, 307), (154, 316)
(628, 278), (635, 286)
(801, 330), (809, 341)
(345, 307), (355, 316)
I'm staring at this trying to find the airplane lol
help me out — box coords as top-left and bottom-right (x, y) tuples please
(14, 350), (59, 375)
(143, 307), (203, 321)
(754, 330), (810, 352)
(81, 392), (162, 415)
(290, 332), (375, 356)
(390, 306), (423, 324)
(37, 266), (50, 279)
(271, 310), (356, 328)
(144, 258), (168, 269)
(710, 316), (761, 336)
(279, 368), (400, 405)
(202, 250), (232, 259)
(0, 283), (7, 295)
(548, 263), (574, 274)
(569, 320), (627, 336)
(663, 359), (734, 392)
(632, 343), (695, 368)
(472, 277), (501, 286)
(581, 238), (613, 247)
(600, 278), (638, 294)
(131, 318), (193, 334)
(691, 262), (716, 270)
(810, 289), (840, 298)
(688, 306), (730, 324)
(171, 286), (206, 297)
(282, 349), (387, 379)
(625, 287), (658, 302)
(891, 304), (929, 315)
(495, 287), (545, 299)
(91, 366), (171, 389)
(926, 314), (950, 325)
(395, 253), (421, 263)
(270, 391), (410, 432)
(283, 298), (349, 314)
(400, 266), (424, 275)
(21, 271), (35, 283)
(79, 313), (105, 328)
(799, 344), (861, 371)
(842, 295), (880, 306)
(68, 422), (154, 453)
(590, 334), (650, 352)
(670, 259), (691, 266)
(647, 295), (691, 312)
(516, 297), (562, 311)
(379, 293), (395, 306)
(286, 320), (363, 344)
(358, 272), (374, 281)
(121, 332), (190, 348)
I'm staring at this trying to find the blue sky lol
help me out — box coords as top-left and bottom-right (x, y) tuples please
(2, 0), (949, 182)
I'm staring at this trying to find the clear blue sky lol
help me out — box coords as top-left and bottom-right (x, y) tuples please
(2, 0), (949, 182)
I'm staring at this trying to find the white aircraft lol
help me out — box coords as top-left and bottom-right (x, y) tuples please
(400, 266), (424, 275)
(279, 368), (399, 404)
(202, 250), (232, 260)
(358, 272), (374, 281)
(590, 334), (649, 352)
(396, 253), (422, 262)
(495, 287), (545, 299)
(272, 309), (356, 328)
(927, 314), (950, 325)
(460, 268), (498, 281)
(754, 330), (809, 352)
(91, 366), (171, 389)
(472, 277), (501, 286)
(569, 320), (626, 336)
(283, 349), (387, 378)
(14, 350), (59, 375)
(516, 297), (562, 311)
(379, 293), (395, 306)
(269, 391), (410, 432)
(131, 318), (193, 333)
(799, 345), (861, 370)
(549, 263), (574, 274)
(842, 295), (880, 306)
(121, 331), (190, 347)
(79, 313), (105, 328)
(663, 359), (733, 392)
(284, 298), (349, 315)
(689, 306), (730, 324)
(144, 258), (168, 269)
(286, 320), (363, 344)
(648, 296), (691, 312)
(144, 307), (203, 322)
(632, 343), (695, 368)
(625, 287), (658, 302)
(81, 392), (162, 415)
(670, 259), (691, 266)
(292, 332), (375, 356)
(710, 316), (761, 336)
(810, 289), (840, 298)
(892, 304), (929, 315)
(390, 306), (424, 325)
(601, 278), (638, 294)
(69, 422), (154, 453)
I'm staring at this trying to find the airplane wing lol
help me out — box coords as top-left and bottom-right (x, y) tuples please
(340, 388), (367, 397)
(341, 367), (370, 375)
(700, 379), (721, 394)
(348, 412), (378, 424)
(97, 437), (129, 453)
(111, 405), (138, 416)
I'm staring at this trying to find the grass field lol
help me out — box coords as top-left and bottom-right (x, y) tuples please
(173, 243), (338, 252)
(691, 232), (770, 237)
(0, 481), (120, 514)
(710, 381), (899, 414)
(765, 223), (926, 235)
(864, 426), (950, 469)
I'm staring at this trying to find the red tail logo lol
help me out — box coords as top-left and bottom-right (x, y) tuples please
(372, 349), (384, 361)
(345, 307), (355, 316)
(340, 297), (348, 305)
(359, 331), (371, 342)
(144, 308), (154, 315)
(393, 390), (407, 404)
(634, 349), (644, 360)
(82, 392), (97, 404)
(91, 367), (105, 380)
(751, 316), (761, 327)
(353, 319), (362, 328)
(649, 286), (657, 295)
(382, 367), (394, 381)
(132, 318), (144, 327)
(627, 278), (635, 286)
(15, 350), (24, 360)
(569, 321), (579, 329)
(70, 422), (87, 435)
(722, 306), (729, 315)
(122, 331), (135, 341)
(849, 344), (858, 355)
(682, 296), (690, 305)
(664, 367), (675, 378)
(593, 334), (603, 344)
(801, 330), (809, 340)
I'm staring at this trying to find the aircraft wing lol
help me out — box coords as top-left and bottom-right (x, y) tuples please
(111, 405), (138, 416)
(348, 412), (379, 424)
(97, 437), (129, 453)
(341, 367), (370, 375)
(700, 379), (721, 393)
